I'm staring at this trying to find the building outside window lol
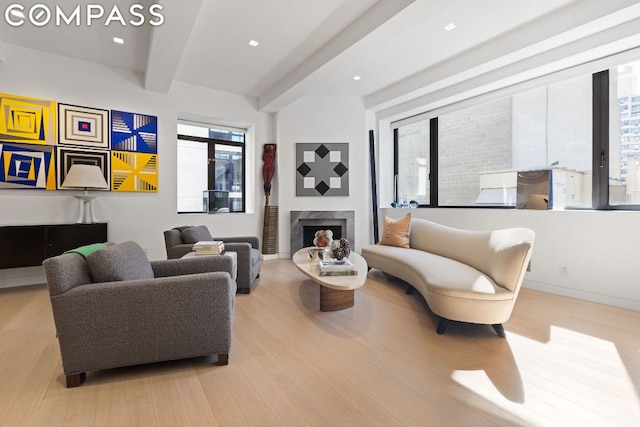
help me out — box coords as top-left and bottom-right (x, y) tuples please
(395, 121), (430, 206)
(397, 73), (592, 209)
(177, 122), (245, 213)
(611, 60), (640, 205)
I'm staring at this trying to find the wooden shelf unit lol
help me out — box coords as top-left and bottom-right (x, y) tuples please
(0, 223), (108, 269)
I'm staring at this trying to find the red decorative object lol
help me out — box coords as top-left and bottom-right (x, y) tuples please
(262, 144), (276, 205)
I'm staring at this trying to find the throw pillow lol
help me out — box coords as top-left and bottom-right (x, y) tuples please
(378, 213), (411, 248)
(181, 225), (214, 244)
(86, 241), (154, 282)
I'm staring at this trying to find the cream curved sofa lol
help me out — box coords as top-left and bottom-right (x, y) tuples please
(361, 218), (535, 337)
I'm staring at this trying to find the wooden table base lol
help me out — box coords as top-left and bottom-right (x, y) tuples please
(319, 286), (354, 311)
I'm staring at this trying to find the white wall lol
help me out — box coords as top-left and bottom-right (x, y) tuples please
(276, 96), (373, 257)
(0, 45), (269, 287)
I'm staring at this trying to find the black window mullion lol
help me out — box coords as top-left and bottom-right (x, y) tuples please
(208, 141), (216, 191)
(430, 117), (438, 207)
(393, 127), (399, 204)
(592, 70), (609, 209)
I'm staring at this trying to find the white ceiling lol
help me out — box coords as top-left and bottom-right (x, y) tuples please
(2, 0), (640, 115)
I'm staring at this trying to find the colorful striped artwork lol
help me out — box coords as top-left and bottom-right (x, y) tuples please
(58, 104), (109, 149)
(0, 93), (56, 145)
(111, 110), (157, 153)
(111, 151), (158, 192)
(0, 93), (159, 193)
(0, 142), (56, 189)
(57, 148), (110, 190)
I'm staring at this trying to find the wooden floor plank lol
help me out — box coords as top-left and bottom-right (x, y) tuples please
(0, 259), (638, 426)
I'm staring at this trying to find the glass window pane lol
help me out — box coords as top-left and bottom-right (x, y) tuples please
(177, 122), (246, 213)
(214, 145), (243, 211)
(439, 98), (514, 206)
(610, 60), (640, 205)
(436, 74), (592, 208)
(397, 120), (429, 205)
(177, 139), (207, 212)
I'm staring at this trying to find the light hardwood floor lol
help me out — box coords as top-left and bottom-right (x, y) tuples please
(1, 259), (639, 426)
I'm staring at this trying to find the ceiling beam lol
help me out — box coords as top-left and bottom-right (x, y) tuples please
(0, 36), (6, 63)
(257, 0), (415, 113)
(144, 0), (204, 93)
(365, 0), (640, 113)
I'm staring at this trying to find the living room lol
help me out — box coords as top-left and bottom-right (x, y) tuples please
(1, 1), (639, 425)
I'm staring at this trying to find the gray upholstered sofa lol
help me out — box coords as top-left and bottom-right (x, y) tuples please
(164, 225), (261, 294)
(43, 241), (236, 387)
(361, 217), (534, 337)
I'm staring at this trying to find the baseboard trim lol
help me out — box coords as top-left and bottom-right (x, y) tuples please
(523, 280), (640, 312)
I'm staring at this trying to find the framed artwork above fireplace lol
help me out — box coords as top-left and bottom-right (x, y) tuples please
(296, 143), (349, 196)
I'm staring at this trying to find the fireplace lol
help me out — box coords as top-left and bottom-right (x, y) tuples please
(290, 210), (355, 256)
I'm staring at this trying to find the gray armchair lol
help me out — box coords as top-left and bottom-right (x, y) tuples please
(43, 241), (236, 387)
(164, 225), (261, 294)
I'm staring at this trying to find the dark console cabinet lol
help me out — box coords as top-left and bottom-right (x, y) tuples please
(0, 223), (108, 269)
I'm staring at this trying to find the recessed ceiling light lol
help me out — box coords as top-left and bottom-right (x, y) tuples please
(10, 9), (25, 18)
(113, 37), (124, 44)
(248, 40), (259, 47)
(353, 75), (362, 81)
(444, 23), (456, 31)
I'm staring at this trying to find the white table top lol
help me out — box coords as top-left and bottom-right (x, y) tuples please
(292, 247), (368, 290)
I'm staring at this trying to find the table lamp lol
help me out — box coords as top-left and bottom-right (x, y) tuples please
(60, 164), (109, 223)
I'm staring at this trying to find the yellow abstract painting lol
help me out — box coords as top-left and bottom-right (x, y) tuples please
(0, 93), (57, 145)
(111, 151), (158, 192)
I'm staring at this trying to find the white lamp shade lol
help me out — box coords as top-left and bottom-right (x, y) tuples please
(61, 164), (109, 190)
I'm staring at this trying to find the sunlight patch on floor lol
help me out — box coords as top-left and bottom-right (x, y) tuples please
(451, 326), (640, 426)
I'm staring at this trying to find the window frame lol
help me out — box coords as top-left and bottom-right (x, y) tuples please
(392, 66), (640, 211)
(176, 131), (246, 214)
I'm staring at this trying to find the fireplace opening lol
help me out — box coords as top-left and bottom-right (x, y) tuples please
(303, 225), (342, 248)
(290, 210), (354, 256)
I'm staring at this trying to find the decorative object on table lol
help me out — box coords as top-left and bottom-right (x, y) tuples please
(58, 103), (110, 149)
(330, 238), (351, 261)
(318, 258), (357, 276)
(60, 164), (109, 223)
(313, 229), (333, 248)
(261, 143), (278, 254)
(193, 240), (225, 255)
(296, 142), (349, 196)
(307, 247), (322, 262)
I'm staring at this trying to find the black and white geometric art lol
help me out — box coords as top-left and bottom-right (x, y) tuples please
(296, 143), (349, 196)
(58, 104), (109, 149)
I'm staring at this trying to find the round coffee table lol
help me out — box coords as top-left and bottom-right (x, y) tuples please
(292, 247), (368, 311)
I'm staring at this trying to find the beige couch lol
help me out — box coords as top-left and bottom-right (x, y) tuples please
(361, 218), (535, 337)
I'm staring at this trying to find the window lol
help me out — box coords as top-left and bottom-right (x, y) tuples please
(427, 75), (591, 208)
(177, 122), (245, 213)
(395, 120), (430, 206)
(438, 97), (514, 206)
(608, 60), (640, 206)
(391, 55), (640, 211)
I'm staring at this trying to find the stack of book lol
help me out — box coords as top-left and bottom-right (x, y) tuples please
(318, 259), (357, 276)
(193, 240), (225, 255)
